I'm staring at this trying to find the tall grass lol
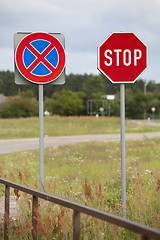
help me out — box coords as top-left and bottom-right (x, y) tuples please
(0, 116), (160, 139)
(0, 137), (160, 239)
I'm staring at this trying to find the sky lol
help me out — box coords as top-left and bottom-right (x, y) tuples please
(0, 0), (160, 82)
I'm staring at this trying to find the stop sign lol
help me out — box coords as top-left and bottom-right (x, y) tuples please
(97, 32), (147, 83)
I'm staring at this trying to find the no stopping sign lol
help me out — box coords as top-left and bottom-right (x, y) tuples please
(15, 32), (65, 84)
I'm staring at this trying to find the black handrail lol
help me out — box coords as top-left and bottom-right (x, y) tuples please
(0, 178), (160, 240)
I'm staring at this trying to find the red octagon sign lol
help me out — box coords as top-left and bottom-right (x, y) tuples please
(97, 32), (147, 83)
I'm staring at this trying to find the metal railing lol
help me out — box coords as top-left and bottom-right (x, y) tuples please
(0, 178), (160, 240)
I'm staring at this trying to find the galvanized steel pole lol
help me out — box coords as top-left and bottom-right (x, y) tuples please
(39, 84), (44, 192)
(120, 84), (126, 218)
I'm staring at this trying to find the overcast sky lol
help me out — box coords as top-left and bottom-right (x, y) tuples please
(0, 0), (160, 82)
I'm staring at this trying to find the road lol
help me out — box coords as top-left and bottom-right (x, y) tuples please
(1, 131), (160, 154)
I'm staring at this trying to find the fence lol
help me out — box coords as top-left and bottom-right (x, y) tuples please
(0, 178), (160, 240)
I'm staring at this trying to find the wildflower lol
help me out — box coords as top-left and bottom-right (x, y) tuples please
(82, 178), (93, 200)
(14, 188), (20, 200)
(17, 224), (25, 235)
(156, 178), (160, 191)
(46, 216), (52, 230)
(18, 171), (23, 180)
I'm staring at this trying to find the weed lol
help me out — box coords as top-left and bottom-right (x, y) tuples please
(0, 138), (160, 239)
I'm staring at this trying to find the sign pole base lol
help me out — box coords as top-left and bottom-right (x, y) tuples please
(120, 84), (126, 218)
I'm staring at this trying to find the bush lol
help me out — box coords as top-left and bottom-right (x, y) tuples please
(0, 96), (39, 118)
(45, 90), (85, 116)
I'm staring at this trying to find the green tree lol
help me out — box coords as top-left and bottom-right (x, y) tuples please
(146, 93), (160, 118)
(110, 92), (120, 117)
(20, 90), (34, 98)
(46, 90), (85, 116)
(0, 71), (18, 96)
(147, 80), (157, 92)
(125, 88), (147, 119)
(83, 75), (105, 96)
(0, 78), (3, 92)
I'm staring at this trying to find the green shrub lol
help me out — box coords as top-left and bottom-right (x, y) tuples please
(46, 90), (85, 116)
(0, 96), (38, 118)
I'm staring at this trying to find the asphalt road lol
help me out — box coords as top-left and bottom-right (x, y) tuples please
(1, 132), (160, 154)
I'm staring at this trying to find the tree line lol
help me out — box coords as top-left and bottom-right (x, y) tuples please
(0, 70), (160, 119)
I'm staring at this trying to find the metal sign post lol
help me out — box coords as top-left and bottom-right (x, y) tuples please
(39, 85), (44, 192)
(120, 84), (126, 218)
(14, 32), (66, 192)
(97, 32), (147, 218)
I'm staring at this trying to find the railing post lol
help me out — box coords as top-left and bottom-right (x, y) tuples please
(32, 195), (38, 240)
(73, 210), (80, 240)
(141, 236), (150, 240)
(4, 185), (10, 240)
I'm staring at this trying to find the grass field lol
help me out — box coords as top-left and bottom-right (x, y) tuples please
(0, 134), (160, 239)
(0, 116), (160, 139)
